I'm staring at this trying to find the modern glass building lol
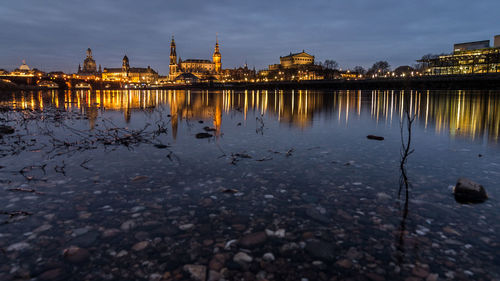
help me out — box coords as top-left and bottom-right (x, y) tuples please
(420, 35), (500, 75)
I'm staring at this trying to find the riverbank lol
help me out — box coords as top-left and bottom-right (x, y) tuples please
(1, 73), (500, 92)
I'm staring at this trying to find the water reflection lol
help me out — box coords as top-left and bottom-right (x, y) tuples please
(1, 89), (499, 144)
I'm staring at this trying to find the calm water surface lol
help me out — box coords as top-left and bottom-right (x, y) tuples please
(0, 89), (499, 281)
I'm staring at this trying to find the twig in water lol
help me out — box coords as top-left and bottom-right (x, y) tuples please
(7, 188), (44, 195)
(80, 158), (92, 170)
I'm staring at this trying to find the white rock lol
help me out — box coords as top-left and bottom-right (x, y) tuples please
(179, 224), (194, 231)
(7, 242), (30, 251)
(116, 250), (128, 257)
(183, 264), (206, 281)
(120, 220), (136, 231)
(262, 252), (275, 261)
(132, 241), (149, 251)
(234, 252), (253, 264)
(274, 229), (285, 238)
(33, 224), (52, 233)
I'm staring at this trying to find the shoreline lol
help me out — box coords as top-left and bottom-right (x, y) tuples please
(2, 73), (500, 92)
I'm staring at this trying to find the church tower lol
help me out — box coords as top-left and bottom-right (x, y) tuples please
(169, 36), (178, 80)
(122, 55), (130, 77)
(213, 35), (221, 73)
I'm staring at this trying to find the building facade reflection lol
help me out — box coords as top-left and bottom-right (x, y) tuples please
(2, 89), (499, 145)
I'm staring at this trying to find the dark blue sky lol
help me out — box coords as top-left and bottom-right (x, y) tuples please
(1, 0), (499, 74)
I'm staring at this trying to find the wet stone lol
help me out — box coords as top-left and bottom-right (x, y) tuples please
(6, 242), (31, 252)
(234, 252), (253, 264)
(305, 208), (330, 224)
(121, 220), (136, 231)
(336, 259), (352, 268)
(239, 232), (267, 248)
(39, 268), (63, 280)
(63, 246), (90, 264)
(305, 241), (335, 262)
(102, 228), (121, 238)
(179, 223), (194, 231)
(183, 264), (207, 281)
(68, 230), (99, 247)
(453, 178), (488, 203)
(132, 241), (149, 251)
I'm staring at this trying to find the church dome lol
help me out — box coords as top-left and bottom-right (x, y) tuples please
(19, 60), (30, 71)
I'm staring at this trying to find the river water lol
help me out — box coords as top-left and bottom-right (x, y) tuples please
(0, 89), (499, 280)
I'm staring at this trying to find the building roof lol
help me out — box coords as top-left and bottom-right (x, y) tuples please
(182, 59), (213, 64)
(19, 60), (30, 71)
(175, 73), (199, 80)
(280, 51), (314, 58)
(103, 67), (157, 74)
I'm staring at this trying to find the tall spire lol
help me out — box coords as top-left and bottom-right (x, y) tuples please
(213, 34), (221, 73)
(169, 35), (178, 79)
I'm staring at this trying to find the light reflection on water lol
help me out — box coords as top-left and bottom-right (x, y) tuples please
(2, 89), (499, 145)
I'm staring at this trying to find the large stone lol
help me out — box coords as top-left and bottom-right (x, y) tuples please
(453, 178), (488, 203)
(305, 241), (336, 262)
(238, 232), (267, 248)
(183, 264), (206, 281)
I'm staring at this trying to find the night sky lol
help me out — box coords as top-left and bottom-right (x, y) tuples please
(1, 0), (499, 74)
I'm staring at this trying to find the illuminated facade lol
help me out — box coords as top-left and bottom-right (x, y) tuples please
(421, 35), (500, 75)
(102, 55), (158, 83)
(78, 48), (100, 76)
(268, 51), (315, 70)
(168, 36), (222, 81)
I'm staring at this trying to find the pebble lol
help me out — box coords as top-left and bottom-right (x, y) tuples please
(33, 224), (52, 233)
(336, 259), (352, 268)
(132, 241), (149, 251)
(6, 242), (30, 251)
(305, 241), (335, 261)
(102, 228), (121, 238)
(262, 252), (275, 261)
(63, 246), (90, 263)
(120, 220), (136, 231)
(39, 268), (63, 280)
(183, 264), (207, 281)
(179, 223), (194, 231)
(239, 232), (267, 248)
(116, 250), (128, 257)
(234, 252), (253, 264)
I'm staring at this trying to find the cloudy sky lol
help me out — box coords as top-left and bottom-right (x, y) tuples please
(1, 0), (499, 74)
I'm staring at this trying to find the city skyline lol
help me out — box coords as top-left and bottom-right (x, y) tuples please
(1, 0), (500, 74)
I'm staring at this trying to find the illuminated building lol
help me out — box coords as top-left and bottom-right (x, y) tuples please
(78, 48), (101, 76)
(168, 36), (222, 81)
(8, 60), (44, 77)
(102, 55), (158, 83)
(222, 63), (257, 82)
(420, 35), (500, 75)
(278, 51), (315, 68)
(261, 50), (323, 81)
